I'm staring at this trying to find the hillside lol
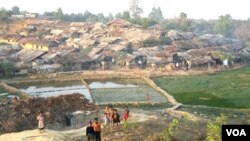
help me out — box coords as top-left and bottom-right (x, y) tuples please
(0, 19), (249, 76)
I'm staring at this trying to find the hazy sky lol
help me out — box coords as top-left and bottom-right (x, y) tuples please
(0, 0), (249, 20)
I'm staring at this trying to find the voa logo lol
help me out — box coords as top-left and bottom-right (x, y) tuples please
(226, 129), (246, 136)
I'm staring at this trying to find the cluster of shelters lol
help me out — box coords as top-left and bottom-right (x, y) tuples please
(0, 19), (248, 75)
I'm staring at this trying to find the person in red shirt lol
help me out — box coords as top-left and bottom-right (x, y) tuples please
(92, 118), (101, 141)
(123, 106), (129, 122)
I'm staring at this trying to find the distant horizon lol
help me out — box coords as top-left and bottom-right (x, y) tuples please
(0, 0), (249, 20)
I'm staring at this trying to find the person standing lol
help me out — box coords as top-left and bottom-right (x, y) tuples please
(92, 118), (101, 141)
(102, 113), (109, 129)
(145, 94), (151, 102)
(104, 106), (109, 114)
(37, 112), (45, 133)
(123, 106), (130, 122)
(86, 121), (94, 141)
(108, 107), (114, 126)
(112, 109), (120, 128)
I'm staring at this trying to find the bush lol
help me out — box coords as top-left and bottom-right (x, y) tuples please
(161, 119), (179, 141)
(205, 114), (227, 141)
(142, 37), (171, 47)
(211, 51), (226, 61)
(143, 39), (159, 47)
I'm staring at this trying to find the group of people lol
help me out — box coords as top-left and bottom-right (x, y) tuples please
(35, 106), (130, 141)
(86, 118), (102, 141)
(86, 105), (130, 141)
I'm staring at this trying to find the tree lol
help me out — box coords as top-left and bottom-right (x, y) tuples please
(43, 11), (54, 16)
(122, 11), (131, 20)
(213, 14), (233, 37)
(55, 8), (64, 19)
(0, 62), (16, 77)
(129, 0), (143, 18)
(87, 15), (98, 22)
(108, 13), (114, 21)
(115, 12), (122, 19)
(178, 12), (191, 31)
(189, 19), (213, 34)
(160, 12), (192, 32)
(179, 12), (187, 19)
(149, 7), (164, 22)
(97, 13), (106, 23)
(0, 8), (11, 21)
(11, 6), (20, 15)
(234, 24), (250, 42)
(140, 17), (157, 28)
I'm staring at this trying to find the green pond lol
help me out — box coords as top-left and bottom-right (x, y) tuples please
(87, 79), (168, 105)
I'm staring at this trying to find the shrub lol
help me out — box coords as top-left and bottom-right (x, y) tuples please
(143, 39), (159, 47)
(161, 119), (179, 141)
(211, 51), (226, 61)
(205, 114), (227, 141)
(142, 37), (171, 47)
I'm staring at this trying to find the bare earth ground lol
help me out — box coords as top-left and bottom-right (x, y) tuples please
(0, 108), (208, 141)
(0, 66), (248, 141)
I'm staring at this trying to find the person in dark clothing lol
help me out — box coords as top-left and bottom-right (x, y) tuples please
(112, 109), (120, 128)
(65, 113), (72, 126)
(86, 121), (94, 141)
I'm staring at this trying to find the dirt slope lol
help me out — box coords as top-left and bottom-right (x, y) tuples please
(0, 94), (96, 134)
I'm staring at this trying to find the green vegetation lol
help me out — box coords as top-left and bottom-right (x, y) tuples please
(205, 115), (227, 141)
(81, 46), (93, 54)
(1, 5), (250, 42)
(160, 119), (179, 141)
(147, 119), (180, 141)
(0, 8), (12, 20)
(213, 14), (234, 37)
(0, 62), (17, 77)
(153, 66), (250, 108)
(91, 87), (167, 105)
(142, 36), (171, 47)
(0, 42), (9, 45)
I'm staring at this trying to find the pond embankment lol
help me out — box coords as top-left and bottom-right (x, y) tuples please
(0, 81), (30, 99)
(2, 70), (179, 105)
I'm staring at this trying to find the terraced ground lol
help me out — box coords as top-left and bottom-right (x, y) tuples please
(153, 66), (250, 109)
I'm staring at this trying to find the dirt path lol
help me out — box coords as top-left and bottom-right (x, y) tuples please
(0, 109), (159, 141)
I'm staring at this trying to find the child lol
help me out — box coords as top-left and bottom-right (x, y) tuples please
(104, 106), (109, 114)
(92, 118), (101, 141)
(37, 112), (45, 133)
(108, 107), (114, 126)
(112, 109), (120, 128)
(145, 94), (151, 102)
(102, 112), (109, 129)
(123, 106), (130, 122)
(86, 121), (94, 141)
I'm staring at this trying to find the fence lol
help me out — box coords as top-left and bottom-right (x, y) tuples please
(47, 111), (100, 131)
